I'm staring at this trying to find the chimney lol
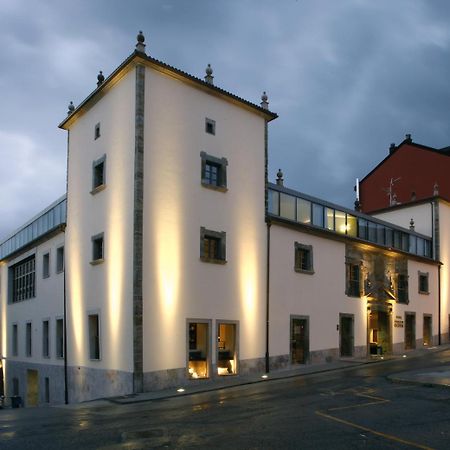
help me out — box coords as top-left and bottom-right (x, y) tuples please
(405, 133), (412, 143)
(389, 143), (396, 154)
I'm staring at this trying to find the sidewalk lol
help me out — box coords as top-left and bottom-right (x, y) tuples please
(59, 343), (450, 409)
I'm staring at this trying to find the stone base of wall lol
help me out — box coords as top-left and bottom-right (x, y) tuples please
(4, 360), (65, 406)
(68, 366), (133, 404)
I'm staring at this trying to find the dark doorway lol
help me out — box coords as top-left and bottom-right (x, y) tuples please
(290, 317), (309, 364)
(404, 313), (416, 350)
(423, 315), (432, 346)
(340, 314), (354, 357)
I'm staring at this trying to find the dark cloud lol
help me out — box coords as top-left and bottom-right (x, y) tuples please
(2, 0), (450, 240)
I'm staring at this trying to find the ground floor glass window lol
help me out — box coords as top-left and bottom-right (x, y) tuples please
(188, 322), (209, 379)
(217, 323), (237, 376)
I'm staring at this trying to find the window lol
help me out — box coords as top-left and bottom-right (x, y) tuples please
(91, 154), (106, 193)
(10, 255), (35, 302)
(188, 320), (210, 379)
(418, 271), (429, 294)
(12, 378), (19, 396)
(94, 122), (101, 140)
(205, 118), (215, 135)
(56, 318), (64, 358)
(346, 262), (361, 297)
(217, 322), (238, 376)
(397, 274), (409, 304)
(200, 151), (227, 191)
(312, 204), (324, 227)
(294, 242), (314, 274)
(56, 246), (64, 273)
(44, 377), (50, 403)
(200, 227), (226, 263)
(88, 313), (100, 360)
(43, 320), (50, 358)
(91, 233), (104, 264)
(26, 322), (32, 357)
(12, 323), (18, 356)
(43, 253), (50, 278)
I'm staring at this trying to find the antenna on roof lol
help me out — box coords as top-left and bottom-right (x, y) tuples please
(382, 177), (401, 206)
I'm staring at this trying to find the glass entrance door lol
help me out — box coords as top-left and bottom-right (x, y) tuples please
(291, 317), (309, 364)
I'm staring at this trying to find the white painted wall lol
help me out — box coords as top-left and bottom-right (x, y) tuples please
(142, 67), (268, 372)
(269, 226), (367, 355)
(372, 203), (433, 236)
(439, 202), (450, 341)
(0, 233), (65, 366)
(65, 69), (136, 373)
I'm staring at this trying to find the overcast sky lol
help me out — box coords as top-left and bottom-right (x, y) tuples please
(2, 0), (450, 240)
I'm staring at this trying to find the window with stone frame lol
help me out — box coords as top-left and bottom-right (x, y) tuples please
(294, 242), (314, 274)
(418, 271), (429, 294)
(200, 151), (228, 191)
(10, 255), (36, 303)
(205, 118), (216, 135)
(397, 273), (409, 303)
(91, 154), (106, 194)
(200, 227), (226, 264)
(346, 262), (361, 297)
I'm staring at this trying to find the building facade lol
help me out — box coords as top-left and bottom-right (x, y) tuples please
(0, 34), (445, 406)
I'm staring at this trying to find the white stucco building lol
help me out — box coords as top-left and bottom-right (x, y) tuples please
(0, 33), (445, 406)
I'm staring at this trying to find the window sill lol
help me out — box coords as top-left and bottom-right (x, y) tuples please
(294, 268), (314, 275)
(43, 275), (50, 279)
(346, 293), (361, 298)
(90, 258), (105, 266)
(200, 257), (227, 265)
(201, 182), (228, 193)
(90, 184), (106, 195)
(418, 291), (430, 295)
(56, 269), (64, 274)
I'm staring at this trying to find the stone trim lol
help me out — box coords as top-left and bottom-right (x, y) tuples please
(132, 64), (145, 393)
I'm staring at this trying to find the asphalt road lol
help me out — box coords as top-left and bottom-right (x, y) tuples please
(2, 350), (450, 449)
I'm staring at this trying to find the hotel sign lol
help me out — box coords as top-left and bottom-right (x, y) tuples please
(394, 315), (404, 328)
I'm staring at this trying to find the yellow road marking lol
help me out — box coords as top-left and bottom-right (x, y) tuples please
(316, 411), (434, 450)
(328, 393), (390, 411)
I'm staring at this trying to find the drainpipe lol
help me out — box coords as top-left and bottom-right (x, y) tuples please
(63, 242), (68, 404)
(265, 221), (271, 373)
(438, 264), (442, 345)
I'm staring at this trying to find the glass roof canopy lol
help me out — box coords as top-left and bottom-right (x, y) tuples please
(0, 195), (67, 261)
(268, 183), (433, 259)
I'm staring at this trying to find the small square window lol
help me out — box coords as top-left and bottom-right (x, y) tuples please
(200, 151), (227, 192)
(88, 313), (100, 360)
(91, 233), (104, 264)
(205, 118), (216, 135)
(200, 227), (226, 264)
(43, 252), (50, 278)
(91, 155), (106, 194)
(94, 123), (101, 140)
(418, 271), (429, 294)
(294, 242), (314, 274)
(56, 246), (64, 273)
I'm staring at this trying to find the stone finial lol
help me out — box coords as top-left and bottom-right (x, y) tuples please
(433, 182), (439, 196)
(205, 64), (214, 84)
(405, 133), (412, 143)
(136, 31), (146, 53)
(389, 143), (396, 154)
(261, 91), (269, 109)
(97, 71), (105, 87)
(410, 218), (415, 231)
(354, 199), (361, 212)
(276, 169), (284, 186)
(67, 101), (75, 115)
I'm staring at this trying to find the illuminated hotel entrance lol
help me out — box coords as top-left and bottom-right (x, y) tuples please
(368, 303), (392, 356)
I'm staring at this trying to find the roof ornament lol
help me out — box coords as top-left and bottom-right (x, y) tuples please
(433, 182), (439, 196)
(261, 91), (269, 109)
(276, 169), (284, 186)
(204, 64), (214, 85)
(97, 71), (105, 87)
(409, 218), (415, 231)
(67, 101), (75, 115)
(136, 31), (146, 54)
(405, 133), (412, 143)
